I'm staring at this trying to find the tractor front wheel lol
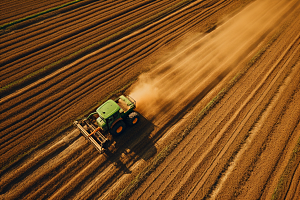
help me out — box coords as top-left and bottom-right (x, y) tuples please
(126, 112), (140, 126)
(111, 120), (126, 136)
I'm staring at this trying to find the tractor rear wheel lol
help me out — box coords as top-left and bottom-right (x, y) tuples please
(126, 112), (140, 126)
(111, 120), (126, 136)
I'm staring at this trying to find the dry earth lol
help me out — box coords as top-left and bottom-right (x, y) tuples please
(0, 0), (300, 199)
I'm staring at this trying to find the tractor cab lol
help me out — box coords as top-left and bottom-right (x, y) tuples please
(95, 96), (136, 134)
(96, 99), (121, 129)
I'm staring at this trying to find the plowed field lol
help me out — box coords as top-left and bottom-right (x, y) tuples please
(1, 0), (300, 199)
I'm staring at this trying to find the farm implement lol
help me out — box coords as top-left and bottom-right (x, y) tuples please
(74, 95), (140, 153)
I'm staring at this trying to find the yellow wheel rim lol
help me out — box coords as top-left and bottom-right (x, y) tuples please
(116, 126), (123, 133)
(133, 118), (138, 124)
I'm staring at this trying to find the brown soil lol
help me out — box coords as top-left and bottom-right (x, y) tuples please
(0, 0), (300, 199)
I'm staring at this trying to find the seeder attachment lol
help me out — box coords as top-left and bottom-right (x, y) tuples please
(74, 119), (109, 153)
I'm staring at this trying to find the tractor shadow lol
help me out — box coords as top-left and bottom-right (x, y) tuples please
(105, 113), (156, 174)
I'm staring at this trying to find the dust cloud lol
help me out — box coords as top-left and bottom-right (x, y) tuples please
(129, 0), (294, 119)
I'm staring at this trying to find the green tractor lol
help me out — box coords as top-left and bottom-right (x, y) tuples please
(74, 95), (140, 153)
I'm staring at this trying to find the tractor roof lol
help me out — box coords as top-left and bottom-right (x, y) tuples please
(96, 99), (120, 119)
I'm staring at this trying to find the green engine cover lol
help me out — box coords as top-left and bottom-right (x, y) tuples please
(96, 99), (120, 119)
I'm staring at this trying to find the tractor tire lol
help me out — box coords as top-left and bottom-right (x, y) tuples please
(126, 112), (140, 126)
(111, 120), (126, 136)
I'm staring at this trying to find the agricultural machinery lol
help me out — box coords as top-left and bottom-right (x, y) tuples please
(74, 95), (140, 153)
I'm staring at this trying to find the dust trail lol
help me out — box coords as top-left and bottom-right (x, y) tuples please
(129, 0), (293, 119)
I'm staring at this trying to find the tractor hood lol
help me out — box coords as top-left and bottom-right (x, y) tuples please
(96, 99), (120, 119)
